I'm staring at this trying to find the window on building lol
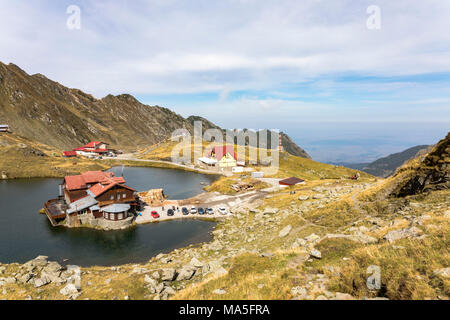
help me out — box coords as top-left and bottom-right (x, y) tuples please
(110, 195), (114, 200)
(123, 193), (126, 198)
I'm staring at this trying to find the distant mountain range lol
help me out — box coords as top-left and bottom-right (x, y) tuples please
(0, 62), (309, 158)
(334, 145), (430, 177)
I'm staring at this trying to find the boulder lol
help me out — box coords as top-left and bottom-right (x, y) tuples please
(162, 286), (176, 296)
(304, 233), (320, 243)
(278, 225), (292, 238)
(18, 273), (33, 284)
(190, 257), (204, 268)
(176, 266), (196, 281)
(298, 195), (309, 201)
(34, 275), (51, 288)
(384, 227), (422, 243)
(433, 267), (450, 279)
(60, 283), (79, 296)
(332, 292), (356, 300)
(213, 289), (227, 295)
(144, 275), (157, 287)
(161, 268), (177, 281)
(309, 248), (322, 259)
(291, 286), (307, 298)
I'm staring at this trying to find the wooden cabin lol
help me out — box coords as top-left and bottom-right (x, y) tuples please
(279, 177), (305, 186)
(61, 171), (137, 221)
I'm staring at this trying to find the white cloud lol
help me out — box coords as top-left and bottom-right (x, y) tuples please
(0, 0), (449, 96)
(0, 0), (449, 131)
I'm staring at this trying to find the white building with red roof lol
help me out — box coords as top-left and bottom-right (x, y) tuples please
(70, 141), (113, 157)
(209, 145), (237, 168)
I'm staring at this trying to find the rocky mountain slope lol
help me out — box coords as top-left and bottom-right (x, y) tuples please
(186, 117), (310, 158)
(0, 62), (309, 158)
(0, 62), (194, 151)
(336, 145), (430, 177)
(388, 133), (449, 197)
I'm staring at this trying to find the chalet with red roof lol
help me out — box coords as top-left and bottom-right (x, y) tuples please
(60, 171), (137, 222)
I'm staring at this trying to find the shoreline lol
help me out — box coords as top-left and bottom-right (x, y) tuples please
(0, 158), (225, 181)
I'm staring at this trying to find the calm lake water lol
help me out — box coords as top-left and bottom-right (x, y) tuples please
(0, 167), (218, 266)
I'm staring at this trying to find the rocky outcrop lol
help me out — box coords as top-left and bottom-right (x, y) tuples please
(390, 133), (449, 197)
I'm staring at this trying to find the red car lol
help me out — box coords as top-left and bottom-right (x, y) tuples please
(151, 211), (160, 219)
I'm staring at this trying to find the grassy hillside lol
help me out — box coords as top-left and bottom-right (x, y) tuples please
(0, 133), (109, 179)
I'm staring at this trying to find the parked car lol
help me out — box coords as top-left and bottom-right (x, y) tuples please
(190, 207), (197, 214)
(198, 207), (205, 215)
(182, 207), (189, 215)
(206, 208), (214, 215)
(218, 207), (227, 215)
(151, 211), (160, 218)
(167, 209), (174, 216)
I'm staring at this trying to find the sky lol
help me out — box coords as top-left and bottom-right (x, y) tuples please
(0, 0), (449, 162)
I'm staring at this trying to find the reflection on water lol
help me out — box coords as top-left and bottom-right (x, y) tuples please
(0, 167), (218, 266)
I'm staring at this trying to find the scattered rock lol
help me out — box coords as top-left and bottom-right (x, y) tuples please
(60, 283), (79, 296)
(176, 266), (196, 281)
(213, 289), (227, 295)
(278, 225), (292, 238)
(291, 286), (307, 298)
(332, 292), (356, 300)
(384, 227), (422, 243)
(190, 257), (204, 268)
(304, 233), (320, 243)
(433, 268), (450, 279)
(298, 195), (309, 201)
(309, 248), (322, 259)
(161, 268), (177, 281)
(34, 276), (51, 288)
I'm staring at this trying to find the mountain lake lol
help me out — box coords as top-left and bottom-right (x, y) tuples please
(0, 166), (219, 266)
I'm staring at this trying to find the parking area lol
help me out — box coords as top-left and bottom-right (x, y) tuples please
(135, 204), (232, 224)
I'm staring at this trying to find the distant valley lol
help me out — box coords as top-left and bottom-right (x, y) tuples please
(334, 145), (430, 177)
